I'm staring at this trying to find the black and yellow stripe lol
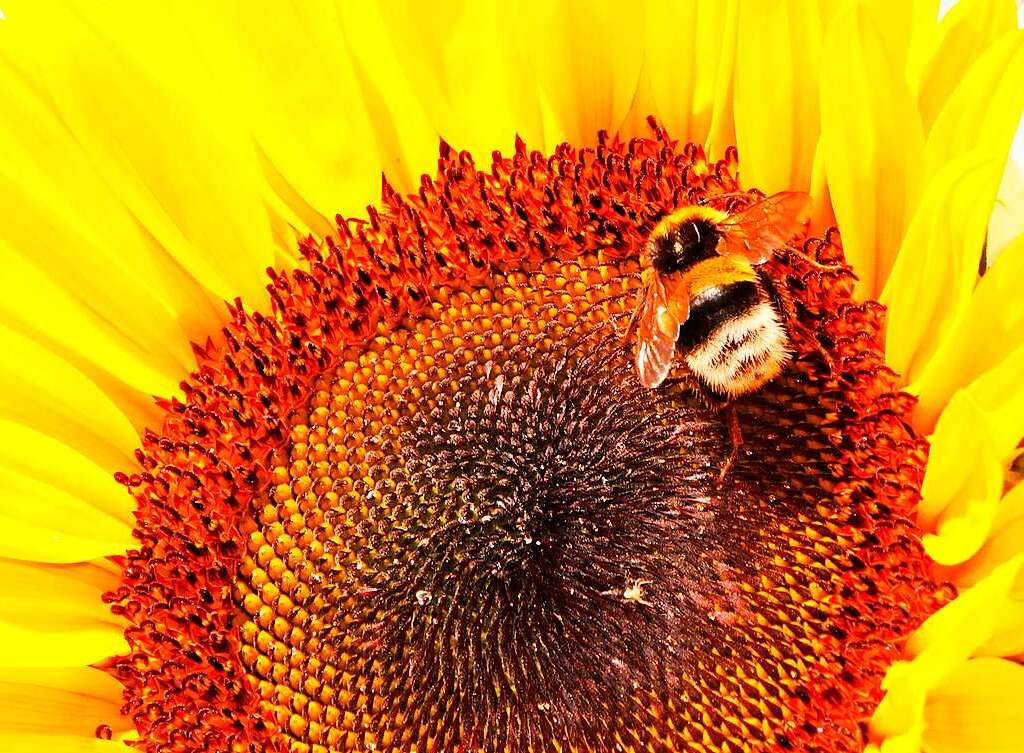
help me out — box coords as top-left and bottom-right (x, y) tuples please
(676, 280), (762, 354)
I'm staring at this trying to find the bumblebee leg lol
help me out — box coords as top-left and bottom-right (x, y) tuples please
(672, 377), (743, 483)
(786, 304), (836, 376)
(760, 269), (836, 377)
(717, 404), (744, 485)
(788, 311), (836, 376)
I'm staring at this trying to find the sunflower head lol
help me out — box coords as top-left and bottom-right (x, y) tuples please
(95, 130), (952, 753)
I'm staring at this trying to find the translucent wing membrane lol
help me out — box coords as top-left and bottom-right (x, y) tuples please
(631, 274), (680, 388)
(717, 191), (812, 264)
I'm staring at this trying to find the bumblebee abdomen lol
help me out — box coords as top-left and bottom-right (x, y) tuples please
(678, 279), (791, 399)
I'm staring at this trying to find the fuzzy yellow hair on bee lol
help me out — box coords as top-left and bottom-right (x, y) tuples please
(628, 192), (811, 397)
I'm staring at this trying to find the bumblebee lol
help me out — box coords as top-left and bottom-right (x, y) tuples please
(627, 191), (814, 396)
(625, 192), (823, 480)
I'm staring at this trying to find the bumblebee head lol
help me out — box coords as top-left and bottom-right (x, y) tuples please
(645, 205), (730, 275)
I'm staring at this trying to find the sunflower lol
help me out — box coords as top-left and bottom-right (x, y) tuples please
(1, 1), (1023, 752)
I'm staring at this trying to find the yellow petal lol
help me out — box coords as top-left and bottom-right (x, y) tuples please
(989, 151), (1024, 261)
(700, 0), (740, 159)
(0, 667), (129, 736)
(0, 736), (129, 753)
(910, 0), (1018, 132)
(0, 621), (126, 671)
(955, 338), (1024, 455)
(808, 138), (837, 235)
(1, 418), (132, 523)
(873, 739), (921, 753)
(312, 1), (740, 186)
(0, 560), (127, 669)
(620, 2), (736, 147)
(820, 1), (925, 296)
(0, 249), (176, 432)
(862, 0), (937, 75)
(0, 472), (132, 563)
(1, 1), (277, 307)
(347, 1), (544, 158)
(870, 555), (1024, 748)
(923, 30), (1024, 182)
(910, 234), (1024, 433)
(0, 557), (123, 639)
(870, 660), (929, 752)
(343, 0), (651, 159)
(0, 388), (132, 565)
(0, 64), (209, 410)
(503, 1), (648, 149)
(923, 658), (1024, 753)
(882, 155), (1003, 385)
(919, 348), (1024, 564)
(0, 325), (139, 473)
(184, 0), (425, 217)
(733, 0), (828, 194)
(0, 560), (120, 627)
(908, 554), (1024, 659)
(945, 481), (1024, 589)
(0, 560), (126, 667)
(977, 602), (1024, 659)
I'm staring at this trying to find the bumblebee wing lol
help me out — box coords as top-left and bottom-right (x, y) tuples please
(717, 191), (812, 265)
(634, 275), (681, 389)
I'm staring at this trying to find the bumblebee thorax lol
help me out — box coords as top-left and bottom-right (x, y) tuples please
(646, 205), (730, 275)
